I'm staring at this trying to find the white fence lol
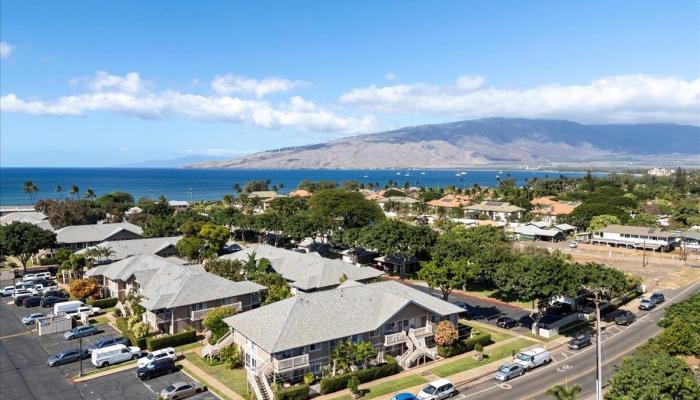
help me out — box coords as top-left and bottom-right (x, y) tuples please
(37, 315), (73, 336)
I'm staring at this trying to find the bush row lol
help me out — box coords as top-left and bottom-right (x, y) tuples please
(274, 384), (310, 400)
(87, 297), (118, 309)
(437, 333), (492, 358)
(38, 258), (58, 266)
(319, 356), (399, 394)
(115, 316), (147, 348)
(147, 330), (197, 351)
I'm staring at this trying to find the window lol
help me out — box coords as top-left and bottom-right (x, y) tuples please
(329, 339), (338, 348)
(369, 329), (380, 338)
(222, 297), (234, 305)
(308, 343), (320, 352)
(351, 334), (362, 343)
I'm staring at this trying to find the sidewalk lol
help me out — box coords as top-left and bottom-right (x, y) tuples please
(72, 362), (136, 382)
(179, 357), (245, 400)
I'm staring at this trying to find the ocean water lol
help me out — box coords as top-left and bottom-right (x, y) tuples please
(0, 168), (590, 206)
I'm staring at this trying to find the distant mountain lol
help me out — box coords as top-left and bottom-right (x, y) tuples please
(123, 155), (229, 168)
(191, 118), (700, 169)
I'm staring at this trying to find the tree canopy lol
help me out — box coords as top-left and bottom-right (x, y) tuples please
(308, 189), (384, 229)
(0, 221), (56, 272)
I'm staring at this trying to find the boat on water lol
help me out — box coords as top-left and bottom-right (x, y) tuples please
(460, 171), (467, 175)
(420, 172), (426, 175)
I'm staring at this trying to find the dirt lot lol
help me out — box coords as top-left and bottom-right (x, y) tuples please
(518, 241), (700, 290)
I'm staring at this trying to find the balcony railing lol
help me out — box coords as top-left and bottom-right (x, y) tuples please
(145, 312), (169, 325)
(384, 331), (407, 346)
(272, 354), (310, 373)
(411, 324), (433, 337)
(191, 302), (242, 321)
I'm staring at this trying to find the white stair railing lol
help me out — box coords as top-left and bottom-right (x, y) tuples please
(258, 361), (274, 400)
(201, 330), (235, 358)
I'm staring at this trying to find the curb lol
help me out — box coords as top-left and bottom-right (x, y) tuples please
(71, 361), (137, 382)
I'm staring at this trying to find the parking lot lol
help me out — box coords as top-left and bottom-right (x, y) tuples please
(0, 279), (217, 400)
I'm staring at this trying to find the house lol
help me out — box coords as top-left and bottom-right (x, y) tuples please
(289, 189), (312, 198)
(220, 244), (384, 293)
(530, 197), (581, 223)
(675, 230), (700, 251)
(168, 200), (190, 211)
(591, 225), (675, 252)
(374, 255), (419, 275)
(0, 205), (36, 217)
(295, 237), (332, 254)
(553, 223), (577, 236)
(426, 194), (471, 209)
(54, 222), (143, 251)
(223, 280), (463, 384)
(512, 225), (565, 242)
(0, 211), (53, 231)
(465, 201), (525, 221)
(376, 196), (419, 210)
(363, 190), (386, 201)
(248, 191), (278, 211)
(77, 236), (183, 262)
(85, 254), (266, 334)
(341, 247), (379, 265)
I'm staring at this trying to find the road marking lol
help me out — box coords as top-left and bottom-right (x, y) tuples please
(143, 382), (157, 395)
(0, 331), (31, 340)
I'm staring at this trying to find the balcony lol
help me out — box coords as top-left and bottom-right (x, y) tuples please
(384, 331), (407, 346)
(191, 302), (242, 321)
(272, 354), (310, 373)
(411, 324), (433, 338)
(145, 311), (169, 326)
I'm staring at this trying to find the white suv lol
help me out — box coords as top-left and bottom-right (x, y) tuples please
(417, 379), (456, 400)
(137, 347), (177, 368)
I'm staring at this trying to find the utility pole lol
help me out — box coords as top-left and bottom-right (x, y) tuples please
(188, 188), (193, 203)
(79, 336), (84, 377)
(594, 293), (603, 400)
(642, 239), (648, 267)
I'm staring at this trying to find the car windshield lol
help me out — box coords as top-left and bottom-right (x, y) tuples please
(146, 353), (156, 360)
(516, 353), (531, 361)
(498, 366), (511, 373)
(422, 385), (437, 394)
(164, 385), (175, 392)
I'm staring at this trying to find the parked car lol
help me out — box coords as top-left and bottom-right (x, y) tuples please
(546, 302), (571, 316)
(649, 292), (665, 305)
(136, 358), (178, 380)
(451, 302), (473, 318)
(13, 292), (32, 305)
(23, 296), (42, 307)
(64, 325), (99, 340)
(514, 347), (551, 371)
(87, 336), (131, 354)
(496, 316), (517, 329)
(391, 394), (418, 400)
(47, 348), (89, 367)
(569, 241), (578, 248)
(43, 290), (68, 299)
(638, 299), (655, 311)
(22, 312), (47, 325)
(493, 363), (525, 381)
(54, 300), (85, 316)
(615, 311), (636, 326)
(567, 334), (592, 350)
(2, 286), (15, 297)
(416, 379), (456, 400)
(64, 306), (102, 318)
(137, 347), (177, 368)
(91, 344), (142, 368)
(41, 296), (62, 308)
(601, 309), (625, 323)
(160, 381), (206, 399)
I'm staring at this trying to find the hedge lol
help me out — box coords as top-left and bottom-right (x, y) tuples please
(147, 330), (197, 351)
(87, 297), (118, 309)
(437, 333), (492, 358)
(38, 258), (58, 266)
(115, 316), (147, 348)
(275, 384), (310, 400)
(320, 356), (399, 394)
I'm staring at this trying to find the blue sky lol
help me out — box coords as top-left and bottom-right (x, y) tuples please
(1, 0), (698, 167)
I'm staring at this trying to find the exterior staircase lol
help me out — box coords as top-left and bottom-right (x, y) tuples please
(201, 330), (236, 358)
(248, 361), (275, 400)
(398, 326), (437, 369)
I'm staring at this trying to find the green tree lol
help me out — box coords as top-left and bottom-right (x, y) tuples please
(198, 223), (230, 254)
(204, 259), (245, 282)
(652, 318), (700, 356)
(308, 189), (384, 229)
(268, 196), (309, 218)
(83, 188), (97, 200)
(282, 211), (331, 242)
(176, 236), (205, 261)
(35, 199), (104, 228)
(588, 214), (621, 232)
(418, 259), (477, 300)
(220, 344), (243, 369)
(23, 180), (39, 205)
(0, 222), (56, 274)
(203, 306), (238, 343)
(605, 348), (700, 399)
(630, 212), (659, 227)
(546, 384), (581, 400)
(674, 167), (687, 193)
(69, 184), (80, 199)
(143, 216), (179, 237)
(243, 180), (270, 193)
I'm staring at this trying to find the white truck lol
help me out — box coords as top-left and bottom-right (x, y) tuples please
(91, 344), (142, 368)
(54, 300), (85, 316)
(513, 347), (551, 371)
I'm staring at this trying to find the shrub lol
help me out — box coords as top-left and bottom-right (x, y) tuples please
(87, 297), (118, 309)
(275, 384), (310, 400)
(147, 330), (197, 351)
(303, 372), (315, 385)
(463, 333), (491, 352)
(474, 343), (483, 352)
(131, 322), (149, 338)
(127, 315), (141, 331)
(115, 316), (147, 348)
(434, 321), (458, 346)
(437, 333), (491, 358)
(319, 356), (399, 394)
(203, 306), (237, 344)
(220, 344), (243, 369)
(39, 257), (58, 266)
(347, 376), (360, 395)
(68, 278), (99, 298)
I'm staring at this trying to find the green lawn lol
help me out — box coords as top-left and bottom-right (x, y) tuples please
(186, 354), (250, 399)
(459, 321), (512, 343)
(89, 315), (110, 325)
(332, 374), (428, 400)
(430, 339), (536, 378)
(458, 288), (533, 309)
(175, 341), (203, 353)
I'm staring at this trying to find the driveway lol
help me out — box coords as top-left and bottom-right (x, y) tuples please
(76, 368), (219, 400)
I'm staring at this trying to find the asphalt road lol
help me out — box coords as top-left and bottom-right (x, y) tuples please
(449, 281), (700, 400)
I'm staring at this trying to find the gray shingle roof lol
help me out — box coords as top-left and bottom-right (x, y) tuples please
(86, 254), (266, 310)
(466, 201), (524, 213)
(55, 222), (143, 244)
(224, 280), (463, 353)
(220, 244), (384, 291)
(77, 236), (182, 261)
(600, 225), (673, 238)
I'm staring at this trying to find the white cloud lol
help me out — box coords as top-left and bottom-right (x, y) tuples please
(384, 72), (397, 81)
(211, 74), (307, 98)
(340, 74), (700, 125)
(0, 42), (14, 60)
(0, 71), (376, 133)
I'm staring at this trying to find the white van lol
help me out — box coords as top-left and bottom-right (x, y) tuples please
(91, 344), (142, 368)
(54, 300), (85, 316)
(65, 305), (101, 318)
(416, 379), (457, 400)
(514, 347), (551, 371)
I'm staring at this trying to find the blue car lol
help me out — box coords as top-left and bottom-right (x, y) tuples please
(63, 325), (98, 340)
(392, 393), (418, 400)
(47, 348), (89, 367)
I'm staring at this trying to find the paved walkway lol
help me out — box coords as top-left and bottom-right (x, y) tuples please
(179, 357), (245, 400)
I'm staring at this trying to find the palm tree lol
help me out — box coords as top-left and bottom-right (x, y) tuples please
(99, 246), (116, 261)
(23, 180), (39, 205)
(55, 185), (63, 199)
(69, 185), (80, 200)
(222, 194), (234, 208)
(546, 384), (581, 400)
(84, 188), (96, 200)
(233, 183), (242, 194)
